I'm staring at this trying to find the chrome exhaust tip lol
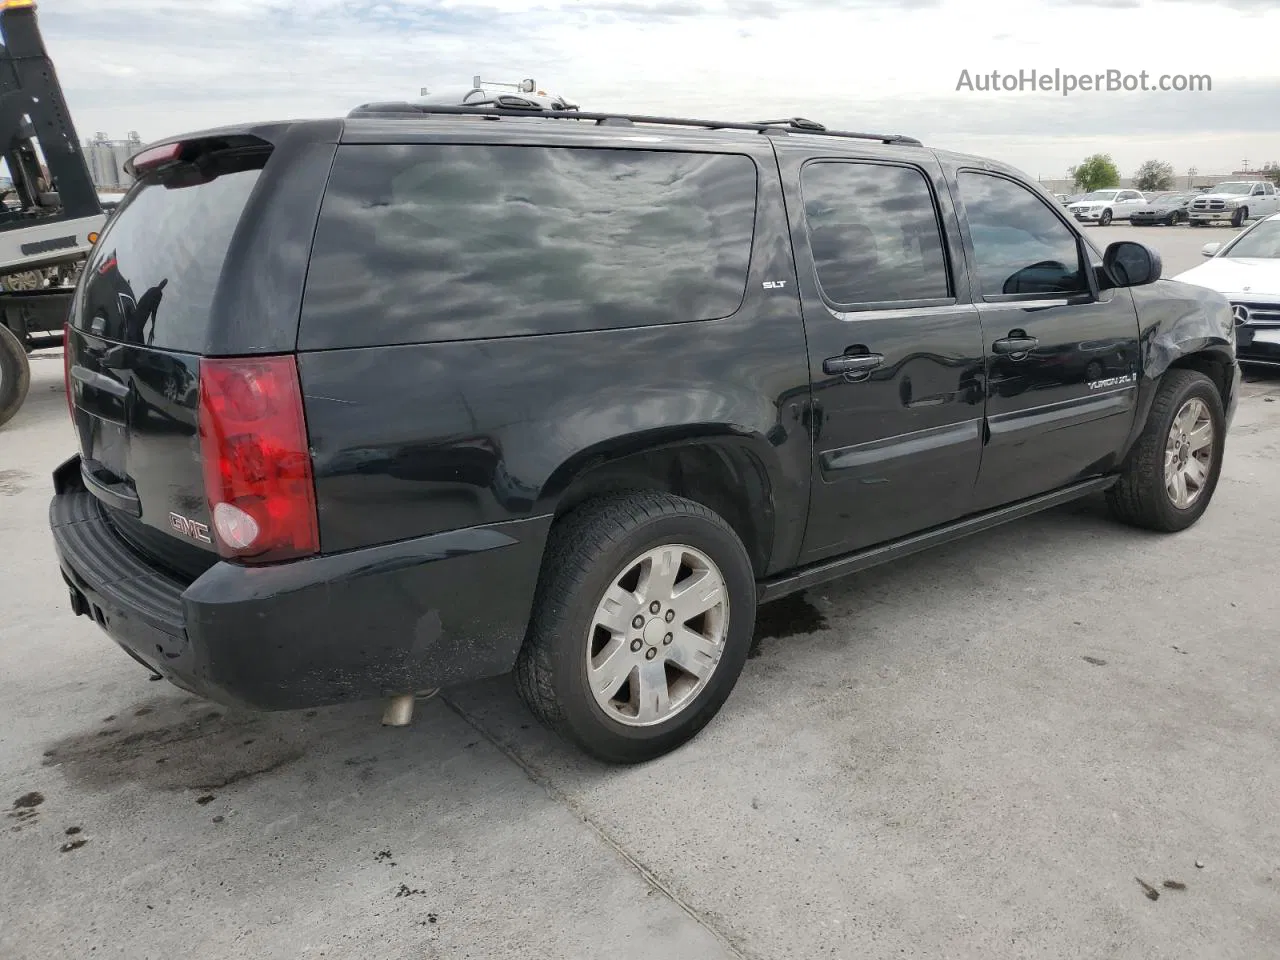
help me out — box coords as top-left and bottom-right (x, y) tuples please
(380, 689), (439, 727)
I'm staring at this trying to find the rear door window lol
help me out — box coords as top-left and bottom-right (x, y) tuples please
(75, 149), (269, 352)
(299, 145), (758, 349)
(799, 161), (951, 306)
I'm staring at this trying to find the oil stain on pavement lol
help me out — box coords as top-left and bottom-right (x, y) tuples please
(41, 694), (309, 792)
(0, 468), (30, 495)
(8, 790), (45, 831)
(749, 591), (829, 659)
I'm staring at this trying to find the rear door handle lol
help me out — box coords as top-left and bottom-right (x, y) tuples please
(992, 336), (1039, 355)
(823, 353), (884, 376)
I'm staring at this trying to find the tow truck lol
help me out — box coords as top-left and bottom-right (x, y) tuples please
(0, 0), (105, 426)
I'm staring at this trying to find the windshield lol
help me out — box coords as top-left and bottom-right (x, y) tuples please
(1222, 220), (1280, 259)
(1082, 191), (1119, 201)
(1212, 182), (1253, 195)
(1150, 193), (1180, 202)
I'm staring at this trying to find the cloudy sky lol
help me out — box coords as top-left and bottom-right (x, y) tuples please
(37, 0), (1280, 181)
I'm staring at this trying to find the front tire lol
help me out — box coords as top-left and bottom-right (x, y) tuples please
(1107, 370), (1225, 533)
(1100, 209), (1113, 226)
(515, 492), (757, 763)
(0, 323), (32, 428)
(1231, 207), (1247, 228)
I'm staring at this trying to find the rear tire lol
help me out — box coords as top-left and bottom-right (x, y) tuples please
(514, 492), (757, 763)
(0, 323), (31, 428)
(1107, 370), (1225, 533)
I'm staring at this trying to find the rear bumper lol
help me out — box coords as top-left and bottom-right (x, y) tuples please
(50, 456), (551, 710)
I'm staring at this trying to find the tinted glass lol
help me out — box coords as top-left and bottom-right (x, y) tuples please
(300, 145), (757, 348)
(958, 172), (1086, 297)
(76, 152), (267, 351)
(800, 161), (949, 305)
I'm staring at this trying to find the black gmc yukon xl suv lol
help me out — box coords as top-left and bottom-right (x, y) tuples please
(51, 105), (1239, 763)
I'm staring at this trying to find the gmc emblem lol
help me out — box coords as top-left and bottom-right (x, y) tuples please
(168, 511), (212, 544)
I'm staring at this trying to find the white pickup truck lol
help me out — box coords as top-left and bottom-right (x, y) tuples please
(1187, 180), (1280, 228)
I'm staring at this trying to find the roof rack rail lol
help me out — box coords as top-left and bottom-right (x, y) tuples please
(344, 103), (921, 146)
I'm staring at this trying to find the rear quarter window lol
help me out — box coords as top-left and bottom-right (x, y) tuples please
(299, 144), (758, 349)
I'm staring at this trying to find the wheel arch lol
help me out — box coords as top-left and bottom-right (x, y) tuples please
(540, 430), (787, 578)
(1121, 280), (1237, 464)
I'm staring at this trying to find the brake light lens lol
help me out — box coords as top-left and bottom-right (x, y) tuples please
(198, 355), (319, 563)
(129, 142), (183, 175)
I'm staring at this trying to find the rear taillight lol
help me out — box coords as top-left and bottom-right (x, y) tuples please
(63, 322), (73, 420)
(198, 355), (319, 564)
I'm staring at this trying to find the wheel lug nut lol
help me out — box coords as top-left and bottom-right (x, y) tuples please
(663, 633), (673, 645)
(645, 648), (658, 660)
(632, 616), (644, 629)
(664, 609), (675, 623)
(630, 639), (642, 652)
(649, 601), (661, 614)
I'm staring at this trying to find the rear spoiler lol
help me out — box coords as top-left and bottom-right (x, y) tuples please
(123, 123), (302, 178)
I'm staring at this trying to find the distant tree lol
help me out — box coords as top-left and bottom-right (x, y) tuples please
(1263, 161), (1280, 186)
(1071, 154), (1121, 191)
(1133, 159), (1175, 192)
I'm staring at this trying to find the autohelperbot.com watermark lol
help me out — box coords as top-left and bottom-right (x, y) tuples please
(955, 68), (1211, 96)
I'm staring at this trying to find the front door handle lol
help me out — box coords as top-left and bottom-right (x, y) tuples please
(992, 336), (1039, 355)
(823, 353), (884, 376)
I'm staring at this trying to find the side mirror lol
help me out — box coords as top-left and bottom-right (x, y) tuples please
(1201, 242), (1221, 257)
(519, 78), (536, 93)
(1103, 240), (1162, 287)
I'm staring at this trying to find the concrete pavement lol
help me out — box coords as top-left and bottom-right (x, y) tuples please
(3, 338), (1279, 959)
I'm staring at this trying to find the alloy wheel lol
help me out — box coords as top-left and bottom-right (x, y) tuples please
(1164, 397), (1214, 509)
(586, 543), (729, 727)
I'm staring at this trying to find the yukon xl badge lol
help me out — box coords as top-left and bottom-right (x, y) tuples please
(169, 512), (212, 544)
(1088, 373), (1137, 391)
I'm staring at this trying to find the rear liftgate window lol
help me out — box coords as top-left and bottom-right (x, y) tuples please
(299, 145), (758, 349)
(76, 143), (270, 353)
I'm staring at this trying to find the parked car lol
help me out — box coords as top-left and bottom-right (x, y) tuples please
(50, 107), (1240, 763)
(1130, 192), (1195, 226)
(1173, 212), (1280, 367)
(1187, 181), (1280, 228)
(1068, 188), (1147, 225)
